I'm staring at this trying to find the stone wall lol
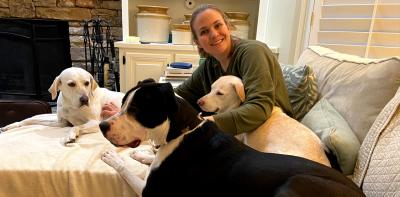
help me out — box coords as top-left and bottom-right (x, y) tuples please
(0, 0), (122, 68)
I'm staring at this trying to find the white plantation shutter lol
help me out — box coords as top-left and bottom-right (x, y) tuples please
(309, 0), (400, 58)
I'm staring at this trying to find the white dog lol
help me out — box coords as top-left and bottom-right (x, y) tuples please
(1, 67), (124, 144)
(197, 75), (331, 167)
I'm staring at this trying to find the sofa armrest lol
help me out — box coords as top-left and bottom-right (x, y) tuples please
(0, 99), (52, 127)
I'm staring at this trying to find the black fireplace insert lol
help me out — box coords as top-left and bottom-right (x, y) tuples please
(0, 18), (71, 102)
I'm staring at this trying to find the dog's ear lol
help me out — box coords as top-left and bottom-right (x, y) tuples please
(90, 75), (98, 91)
(48, 76), (61, 100)
(133, 83), (177, 128)
(159, 83), (178, 112)
(231, 80), (245, 103)
(138, 78), (156, 85)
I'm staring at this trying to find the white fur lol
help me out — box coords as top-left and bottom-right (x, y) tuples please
(199, 75), (331, 167)
(197, 75), (245, 113)
(1, 67), (124, 144)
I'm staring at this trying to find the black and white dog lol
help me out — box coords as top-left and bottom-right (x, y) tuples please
(99, 79), (364, 197)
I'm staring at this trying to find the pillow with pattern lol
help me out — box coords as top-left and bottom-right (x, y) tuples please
(280, 64), (318, 120)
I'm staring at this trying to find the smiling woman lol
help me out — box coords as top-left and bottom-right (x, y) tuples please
(174, 4), (294, 136)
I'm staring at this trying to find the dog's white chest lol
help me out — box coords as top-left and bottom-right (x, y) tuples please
(60, 105), (98, 126)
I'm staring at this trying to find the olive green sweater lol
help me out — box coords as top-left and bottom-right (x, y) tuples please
(175, 39), (293, 135)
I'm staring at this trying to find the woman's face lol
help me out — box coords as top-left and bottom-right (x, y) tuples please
(192, 9), (232, 59)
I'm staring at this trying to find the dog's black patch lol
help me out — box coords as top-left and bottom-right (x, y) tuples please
(122, 79), (178, 129)
(122, 78), (203, 142)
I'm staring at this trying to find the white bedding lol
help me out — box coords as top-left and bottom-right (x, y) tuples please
(0, 114), (150, 197)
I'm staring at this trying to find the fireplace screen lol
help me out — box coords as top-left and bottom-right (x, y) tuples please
(0, 18), (71, 101)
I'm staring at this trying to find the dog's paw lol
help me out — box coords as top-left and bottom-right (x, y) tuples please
(1, 122), (22, 132)
(60, 128), (78, 145)
(102, 150), (126, 172)
(60, 136), (76, 146)
(130, 149), (155, 165)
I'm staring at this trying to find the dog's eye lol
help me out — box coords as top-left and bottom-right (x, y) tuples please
(216, 91), (224, 96)
(84, 81), (90, 86)
(68, 82), (76, 87)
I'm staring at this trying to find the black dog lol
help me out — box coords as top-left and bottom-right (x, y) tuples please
(99, 79), (365, 197)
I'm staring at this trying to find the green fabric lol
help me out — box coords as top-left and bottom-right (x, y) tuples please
(280, 64), (318, 120)
(175, 39), (293, 135)
(301, 98), (360, 175)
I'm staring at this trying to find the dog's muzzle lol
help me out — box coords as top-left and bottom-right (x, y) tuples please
(99, 121), (142, 148)
(80, 95), (89, 106)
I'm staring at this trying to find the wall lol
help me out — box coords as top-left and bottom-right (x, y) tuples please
(0, 0), (122, 68)
(258, 0), (309, 65)
(126, 0), (260, 40)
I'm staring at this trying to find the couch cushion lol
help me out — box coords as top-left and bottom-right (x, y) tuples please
(352, 88), (400, 195)
(280, 64), (318, 120)
(296, 46), (400, 142)
(301, 98), (360, 175)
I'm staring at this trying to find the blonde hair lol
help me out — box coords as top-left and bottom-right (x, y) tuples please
(190, 4), (233, 58)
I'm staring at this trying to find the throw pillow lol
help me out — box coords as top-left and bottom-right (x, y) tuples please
(301, 98), (360, 175)
(297, 46), (400, 142)
(280, 64), (318, 120)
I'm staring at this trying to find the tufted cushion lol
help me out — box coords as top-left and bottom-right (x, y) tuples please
(280, 64), (318, 120)
(352, 88), (400, 195)
(296, 46), (400, 142)
(301, 98), (360, 175)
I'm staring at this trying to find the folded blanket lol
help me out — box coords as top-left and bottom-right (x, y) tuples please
(0, 114), (150, 197)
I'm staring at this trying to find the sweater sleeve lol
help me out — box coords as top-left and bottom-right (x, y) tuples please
(213, 42), (279, 135)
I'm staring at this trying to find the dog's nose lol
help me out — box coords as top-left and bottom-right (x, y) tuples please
(197, 99), (204, 106)
(80, 95), (89, 105)
(99, 121), (110, 135)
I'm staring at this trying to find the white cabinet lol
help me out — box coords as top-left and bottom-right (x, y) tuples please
(116, 42), (199, 92)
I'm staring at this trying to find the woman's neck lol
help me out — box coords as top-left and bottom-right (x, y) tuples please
(217, 37), (238, 72)
(218, 57), (230, 72)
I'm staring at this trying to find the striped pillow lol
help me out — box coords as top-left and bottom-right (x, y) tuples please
(280, 64), (318, 120)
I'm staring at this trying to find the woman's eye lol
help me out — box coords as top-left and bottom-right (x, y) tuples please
(200, 30), (208, 36)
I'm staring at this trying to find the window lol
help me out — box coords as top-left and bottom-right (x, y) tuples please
(308, 0), (400, 58)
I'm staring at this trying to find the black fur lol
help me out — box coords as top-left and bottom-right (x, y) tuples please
(123, 78), (202, 142)
(143, 121), (364, 196)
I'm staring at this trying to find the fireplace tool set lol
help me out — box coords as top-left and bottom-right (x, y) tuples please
(83, 18), (119, 91)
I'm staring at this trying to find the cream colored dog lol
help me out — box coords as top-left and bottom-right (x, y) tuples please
(197, 75), (331, 167)
(1, 67), (124, 144)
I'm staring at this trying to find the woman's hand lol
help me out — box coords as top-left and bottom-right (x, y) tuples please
(101, 102), (120, 119)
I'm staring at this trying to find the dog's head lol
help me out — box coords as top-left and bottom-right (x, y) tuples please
(48, 67), (98, 108)
(197, 75), (245, 113)
(99, 79), (179, 148)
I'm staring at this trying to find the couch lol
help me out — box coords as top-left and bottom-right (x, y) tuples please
(292, 46), (400, 196)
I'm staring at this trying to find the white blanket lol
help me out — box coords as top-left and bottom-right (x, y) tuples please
(0, 114), (150, 197)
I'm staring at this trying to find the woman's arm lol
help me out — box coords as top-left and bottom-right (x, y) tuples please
(214, 41), (285, 134)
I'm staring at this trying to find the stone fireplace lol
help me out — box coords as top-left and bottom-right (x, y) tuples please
(0, 0), (122, 70)
(0, 0), (122, 101)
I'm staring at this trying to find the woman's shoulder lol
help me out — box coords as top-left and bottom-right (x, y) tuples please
(234, 39), (270, 53)
(236, 38), (267, 48)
